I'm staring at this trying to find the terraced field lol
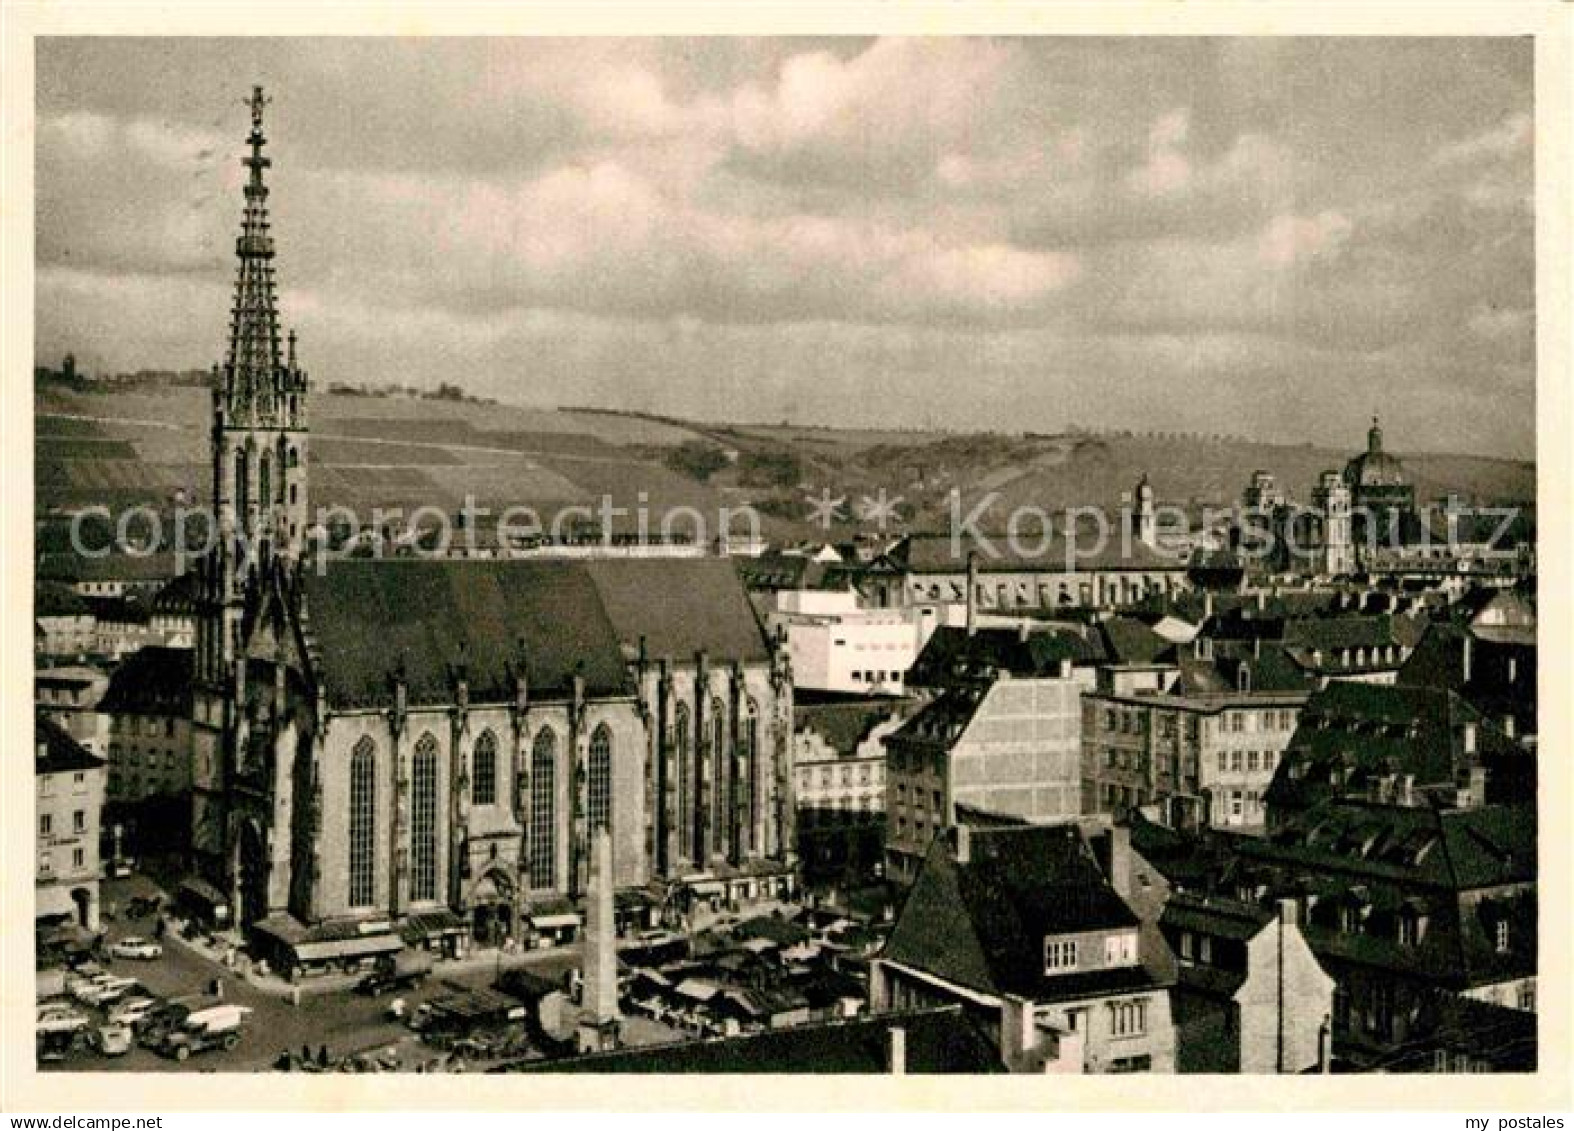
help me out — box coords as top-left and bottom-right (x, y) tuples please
(34, 380), (1536, 548)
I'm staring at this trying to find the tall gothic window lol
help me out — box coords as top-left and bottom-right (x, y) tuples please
(275, 437), (288, 502)
(349, 738), (377, 908)
(742, 700), (759, 844)
(711, 699), (727, 850)
(258, 451), (272, 518)
(472, 730), (498, 806)
(529, 729), (557, 889)
(234, 448), (248, 515)
(673, 703), (690, 858)
(588, 724), (613, 833)
(410, 734), (439, 902)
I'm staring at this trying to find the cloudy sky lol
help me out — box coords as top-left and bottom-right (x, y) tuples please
(36, 37), (1533, 457)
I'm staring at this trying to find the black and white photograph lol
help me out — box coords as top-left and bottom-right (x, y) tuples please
(8, 8), (1569, 1114)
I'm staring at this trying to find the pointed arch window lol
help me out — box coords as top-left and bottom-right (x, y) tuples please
(742, 699), (760, 840)
(711, 698), (728, 845)
(410, 734), (439, 902)
(275, 437), (288, 503)
(472, 730), (498, 806)
(673, 703), (690, 857)
(258, 451), (272, 517)
(234, 448), (248, 515)
(348, 737), (377, 908)
(588, 724), (613, 833)
(529, 729), (557, 889)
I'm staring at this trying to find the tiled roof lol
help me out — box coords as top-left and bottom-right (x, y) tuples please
(301, 558), (632, 708)
(582, 558), (771, 664)
(907, 624), (1102, 688)
(35, 713), (105, 775)
(795, 699), (914, 759)
(1397, 621), (1536, 737)
(499, 1006), (1002, 1074)
(1097, 616), (1174, 664)
(1264, 682), (1527, 815)
(884, 687), (987, 750)
(882, 825), (1146, 1001)
(35, 581), (90, 617)
(881, 531), (1186, 575)
(99, 645), (193, 715)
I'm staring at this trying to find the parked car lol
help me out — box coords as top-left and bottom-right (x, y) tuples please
(157, 1004), (251, 1062)
(79, 976), (140, 1007)
(109, 996), (160, 1029)
(355, 950), (432, 996)
(91, 1022), (134, 1057)
(37, 1004), (90, 1036)
(110, 936), (163, 960)
(70, 974), (119, 1004)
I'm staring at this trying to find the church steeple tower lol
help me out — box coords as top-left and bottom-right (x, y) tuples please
(1367, 414), (1383, 455)
(205, 85), (310, 673)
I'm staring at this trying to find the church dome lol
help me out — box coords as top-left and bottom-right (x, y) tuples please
(1342, 417), (1406, 488)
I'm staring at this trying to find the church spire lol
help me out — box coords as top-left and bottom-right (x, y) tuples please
(223, 85), (286, 426)
(1368, 414), (1383, 455)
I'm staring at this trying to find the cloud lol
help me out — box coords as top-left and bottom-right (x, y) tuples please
(33, 37), (1536, 458)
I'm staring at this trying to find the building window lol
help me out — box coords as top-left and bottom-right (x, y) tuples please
(673, 703), (690, 856)
(73, 847), (85, 870)
(1109, 1055), (1152, 1073)
(1495, 918), (1510, 954)
(529, 729), (557, 889)
(348, 737), (376, 908)
(588, 723), (613, 833)
(1044, 938), (1079, 972)
(40, 813), (52, 837)
(72, 810), (85, 833)
(472, 729), (498, 807)
(1199, 935), (1212, 963)
(410, 734), (439, 902)
(1517, 982), (1536, 1012)
(1110, 999), (1148, 1038)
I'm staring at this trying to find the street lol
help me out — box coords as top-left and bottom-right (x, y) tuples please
(43, 876), (580, 1074)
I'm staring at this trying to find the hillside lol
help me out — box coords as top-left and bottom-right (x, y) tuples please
(34, 379), (1536, 548)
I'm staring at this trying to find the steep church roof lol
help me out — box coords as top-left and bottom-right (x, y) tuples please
(300, 558), (632, 708)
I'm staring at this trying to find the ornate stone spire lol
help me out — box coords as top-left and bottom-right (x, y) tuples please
(222, 85), (287, 426)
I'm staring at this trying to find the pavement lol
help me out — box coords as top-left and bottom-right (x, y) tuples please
(42, 874), (581, 1075)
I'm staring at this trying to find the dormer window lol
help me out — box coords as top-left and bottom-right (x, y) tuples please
(1495, 918), (1510, 954)
(1044, 939), (1079, 972)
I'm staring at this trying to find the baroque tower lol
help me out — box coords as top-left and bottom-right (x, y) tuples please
(1312, 470), (1354, 577)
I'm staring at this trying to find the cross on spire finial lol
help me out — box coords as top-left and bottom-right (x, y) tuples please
(248, 85), (270, 131)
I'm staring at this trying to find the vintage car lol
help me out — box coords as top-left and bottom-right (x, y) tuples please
(109, 936), (163, 960)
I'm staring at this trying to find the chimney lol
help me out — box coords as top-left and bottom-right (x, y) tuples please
(1018, 621), (1031, 642)
(1253, 636), (1262, 660)
(1107, 825), (1131, 898)
(1502, 714), (1516, 739)
(1058, 658), (1073, 680)
(1277, 897), (1298, 928)
(965, 553), (978, 637)
(1461, 635), (1473, 684)
(1204, 591), (1215, 621)
(955, 823), (972, 864)
(1256, 590), (1267, 613)
(1397, 773), (1414, 807)
(1507, 655), (1518, 685)
(1463, 721), (1477, 755)
(886, 1025), (907, 1076)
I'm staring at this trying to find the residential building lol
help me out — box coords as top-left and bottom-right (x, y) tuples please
(35, 664), (110, 755)
(36, 714), (108, 931)
(1263, 682), (1532, 829)
(35, 582), (96, 660)
(100, 645), (195, 803)
(873, 823), (1177, 1073)
(1082, 640), (1314, 832)
(883, 662), (1083, 883)
(794, 698), (913, 882)
(1398, 589), (1536, 743)
(1159, 892), (1335, 1073)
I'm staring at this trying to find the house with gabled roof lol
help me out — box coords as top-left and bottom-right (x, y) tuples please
(872, 823), (1176, 1073)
